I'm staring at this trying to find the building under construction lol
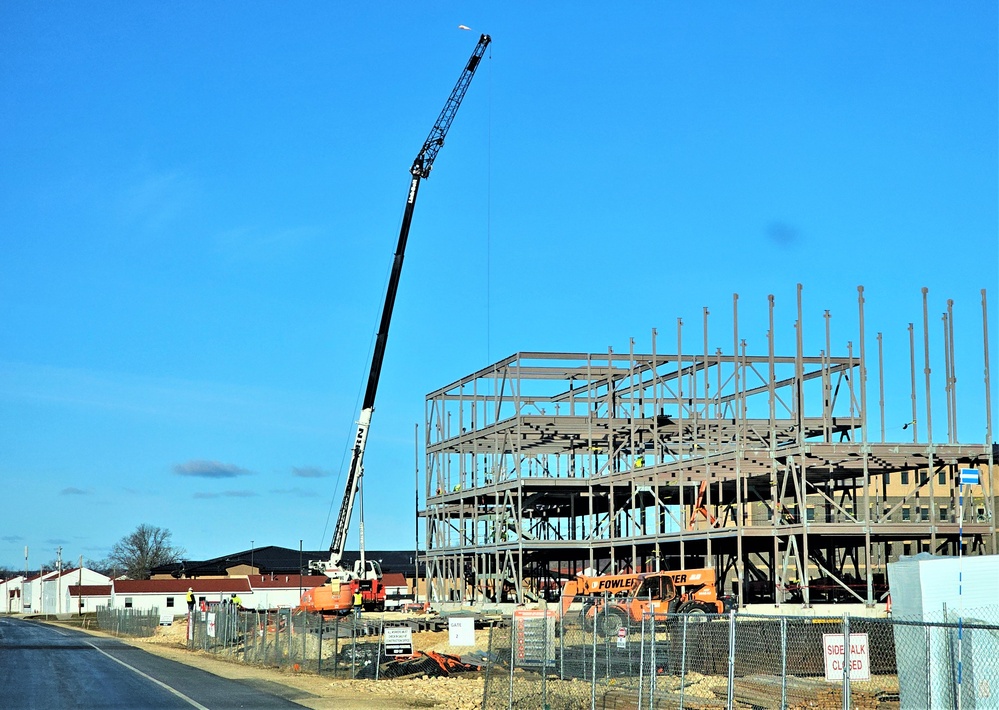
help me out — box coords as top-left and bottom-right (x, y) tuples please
(420, 286), (997, 608)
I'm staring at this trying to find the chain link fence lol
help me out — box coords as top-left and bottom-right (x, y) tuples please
(95, 606), (161, 637)
(187, 607), (390, 677)
(170, 599), (999, 708)
(481, 595), (999, 709)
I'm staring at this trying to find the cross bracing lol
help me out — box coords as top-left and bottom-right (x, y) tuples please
(420, 289), (996, 607)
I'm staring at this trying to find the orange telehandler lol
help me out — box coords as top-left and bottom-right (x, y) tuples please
(561, 568), (729, 636)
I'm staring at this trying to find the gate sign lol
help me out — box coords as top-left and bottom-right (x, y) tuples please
(616, 627), (627, 649)
(448, 616), (475, 647)
(823, 633), (870, 682)
(384, 624), (414, 657)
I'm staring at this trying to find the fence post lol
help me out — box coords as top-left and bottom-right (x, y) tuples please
(375, 616), (383, 681)
(604, 599), (610, 681)
(542, 608), (548, 709)
(842, 614), (851, 710)
(726, 608), (735, 710)
(351, 617), (357, 679)
(559, 604), (565, 681)
(780, 616), (788, 710)
(508, 618), (515, 710)
(286, 609), (293, 668)
(318, 614), (324, 675)
(261, 611), (267, 662)
(638, 612), (646, 710)
(649, 608), (657, 704)
(679, 613), (688, 710)
(925, 624), (932, 705)
(591, 597), (599, 710)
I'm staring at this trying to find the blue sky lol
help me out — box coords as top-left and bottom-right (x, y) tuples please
(1, 3), (996, 571)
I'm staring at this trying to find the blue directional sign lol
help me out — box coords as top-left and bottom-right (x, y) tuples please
(960, 468), (980, 485)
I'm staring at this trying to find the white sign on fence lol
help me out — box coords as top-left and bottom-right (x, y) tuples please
(823, 633), (870, 682)
(207, 612), (217, 638)
(616, 627), (627, 649)
(384, 625), (414, 657)
(513, 609), (557, 663)
(448, 616), (475, 647)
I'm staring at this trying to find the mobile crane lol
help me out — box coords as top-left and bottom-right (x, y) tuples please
(300, 34), (492, 615)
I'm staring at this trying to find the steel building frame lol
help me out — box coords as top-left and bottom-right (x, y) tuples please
(421, 287), (997, 607)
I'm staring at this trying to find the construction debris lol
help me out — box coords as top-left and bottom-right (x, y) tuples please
(379, 651), (481, 679)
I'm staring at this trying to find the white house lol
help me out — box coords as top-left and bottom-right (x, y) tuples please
(66, 584), (112, 613)
(0, 576), (25, 613)
(40, 568), (111, 614)
(12, 568), (112, 615)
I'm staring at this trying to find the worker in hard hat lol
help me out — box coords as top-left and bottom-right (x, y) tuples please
(186, 587), (195, 613)
(352, 590), (363, 619)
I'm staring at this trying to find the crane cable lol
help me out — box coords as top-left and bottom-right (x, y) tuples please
(486, 40), (493, 365)
(319, 247), (394, 549)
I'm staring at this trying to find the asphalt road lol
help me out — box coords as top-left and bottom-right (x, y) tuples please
(0, 617), (309, 709)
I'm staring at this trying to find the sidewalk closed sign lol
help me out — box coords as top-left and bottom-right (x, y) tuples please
(823, 633), (870, 681)
(384, 625), (413, 657)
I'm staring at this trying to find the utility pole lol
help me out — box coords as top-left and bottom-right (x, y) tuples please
(414, 423), (419, 604)
(56, 546), (63, 615)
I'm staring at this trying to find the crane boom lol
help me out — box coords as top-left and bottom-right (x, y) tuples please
(324, 34), (491, 576)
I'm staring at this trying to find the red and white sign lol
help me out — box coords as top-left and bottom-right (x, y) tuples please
(823, 633), (870, 681)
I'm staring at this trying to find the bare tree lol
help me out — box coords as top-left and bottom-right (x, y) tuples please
(84, 557), (113, 576)
(107, 524), (185, 580)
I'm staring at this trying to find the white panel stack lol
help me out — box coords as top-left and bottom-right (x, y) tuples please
(888, 553), (999, 709)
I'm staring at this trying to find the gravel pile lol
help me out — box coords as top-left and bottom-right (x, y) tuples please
(328, 675), (485, 710)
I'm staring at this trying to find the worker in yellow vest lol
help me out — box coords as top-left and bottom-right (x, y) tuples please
(352, 590), (363, 618)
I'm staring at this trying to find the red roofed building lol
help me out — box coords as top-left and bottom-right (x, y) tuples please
(245, 574), (328, 610)
(66, 584), (112, 613)
(381, 572), (410, 609)
(112, 578), (251, 619)
(106, 575), (329, 617)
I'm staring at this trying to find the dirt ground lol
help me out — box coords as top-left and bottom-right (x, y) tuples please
(57, 617), (486, 710)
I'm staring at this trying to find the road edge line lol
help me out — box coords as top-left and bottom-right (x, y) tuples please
(85, 640), (210, 710)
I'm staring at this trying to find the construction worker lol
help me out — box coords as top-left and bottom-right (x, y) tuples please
(186, 587), (195, 612)
(231, 593), (243, 610)
(352, 590), (363, 618)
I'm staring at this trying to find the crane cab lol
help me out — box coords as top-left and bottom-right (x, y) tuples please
(353, 558), (382, 581)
